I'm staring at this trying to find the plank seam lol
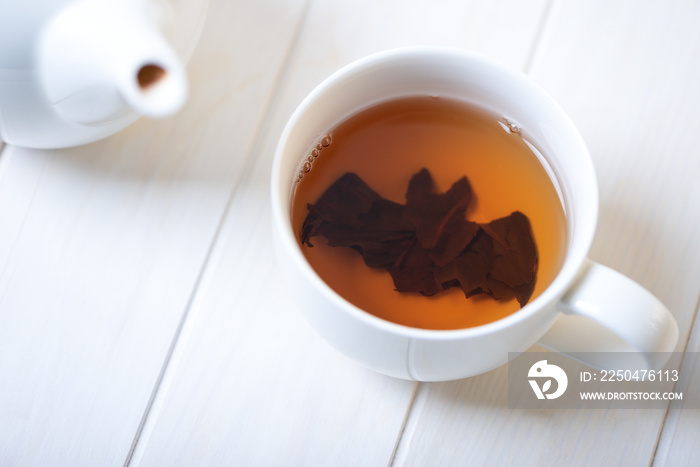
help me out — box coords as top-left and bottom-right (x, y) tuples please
(389, 382), (427, 467)
(650, 291), (700, 466)
(523, 0), (556, 74)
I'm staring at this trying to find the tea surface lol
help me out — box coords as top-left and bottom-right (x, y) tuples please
(291, 96), (567, 330)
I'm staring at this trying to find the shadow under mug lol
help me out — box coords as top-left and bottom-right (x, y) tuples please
(271, 46), (678, 381)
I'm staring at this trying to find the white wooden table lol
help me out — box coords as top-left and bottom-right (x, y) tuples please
(2, 1), (699, 465)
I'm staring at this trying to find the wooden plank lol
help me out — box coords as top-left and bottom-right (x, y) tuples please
(397, 0), (700, 465)
(653, 300), (700, 466)
(396, 365), (674, 466)
(0, 1), (308, 465)
(132, 0), (551, 465)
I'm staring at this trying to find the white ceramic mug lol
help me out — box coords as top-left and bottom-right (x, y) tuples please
(270, 47), (678, 381)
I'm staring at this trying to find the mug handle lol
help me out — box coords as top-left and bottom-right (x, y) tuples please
(538, 259), (679, 371)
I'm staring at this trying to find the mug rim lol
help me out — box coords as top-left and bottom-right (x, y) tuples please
(271, 45), (598, 341)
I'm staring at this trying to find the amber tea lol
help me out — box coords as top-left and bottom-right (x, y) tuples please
(291, 96), (567, 330)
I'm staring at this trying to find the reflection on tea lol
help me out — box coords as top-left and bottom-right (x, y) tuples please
(291, 96), (567, 330)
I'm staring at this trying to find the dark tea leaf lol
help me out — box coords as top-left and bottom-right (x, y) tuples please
(403, 168), (473, 249)
(301, 173), (414, 267)
(433, 214), (538, 307)
(389, 238), (442, 296)
(300, 168), (539, 310)
(433, 229), (495, 295)
(301, 172), (381, 241)
(482, 211), (538, 288)
(429, 217), (480, 267)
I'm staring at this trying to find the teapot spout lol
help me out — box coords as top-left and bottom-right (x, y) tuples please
(38, 1), (187, 126)
(124, 60), (187, 119)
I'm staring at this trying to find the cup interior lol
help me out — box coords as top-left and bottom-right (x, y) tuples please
(272, 47), (598, 337)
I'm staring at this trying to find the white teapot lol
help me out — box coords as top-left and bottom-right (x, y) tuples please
(0, 0), (208, 148)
